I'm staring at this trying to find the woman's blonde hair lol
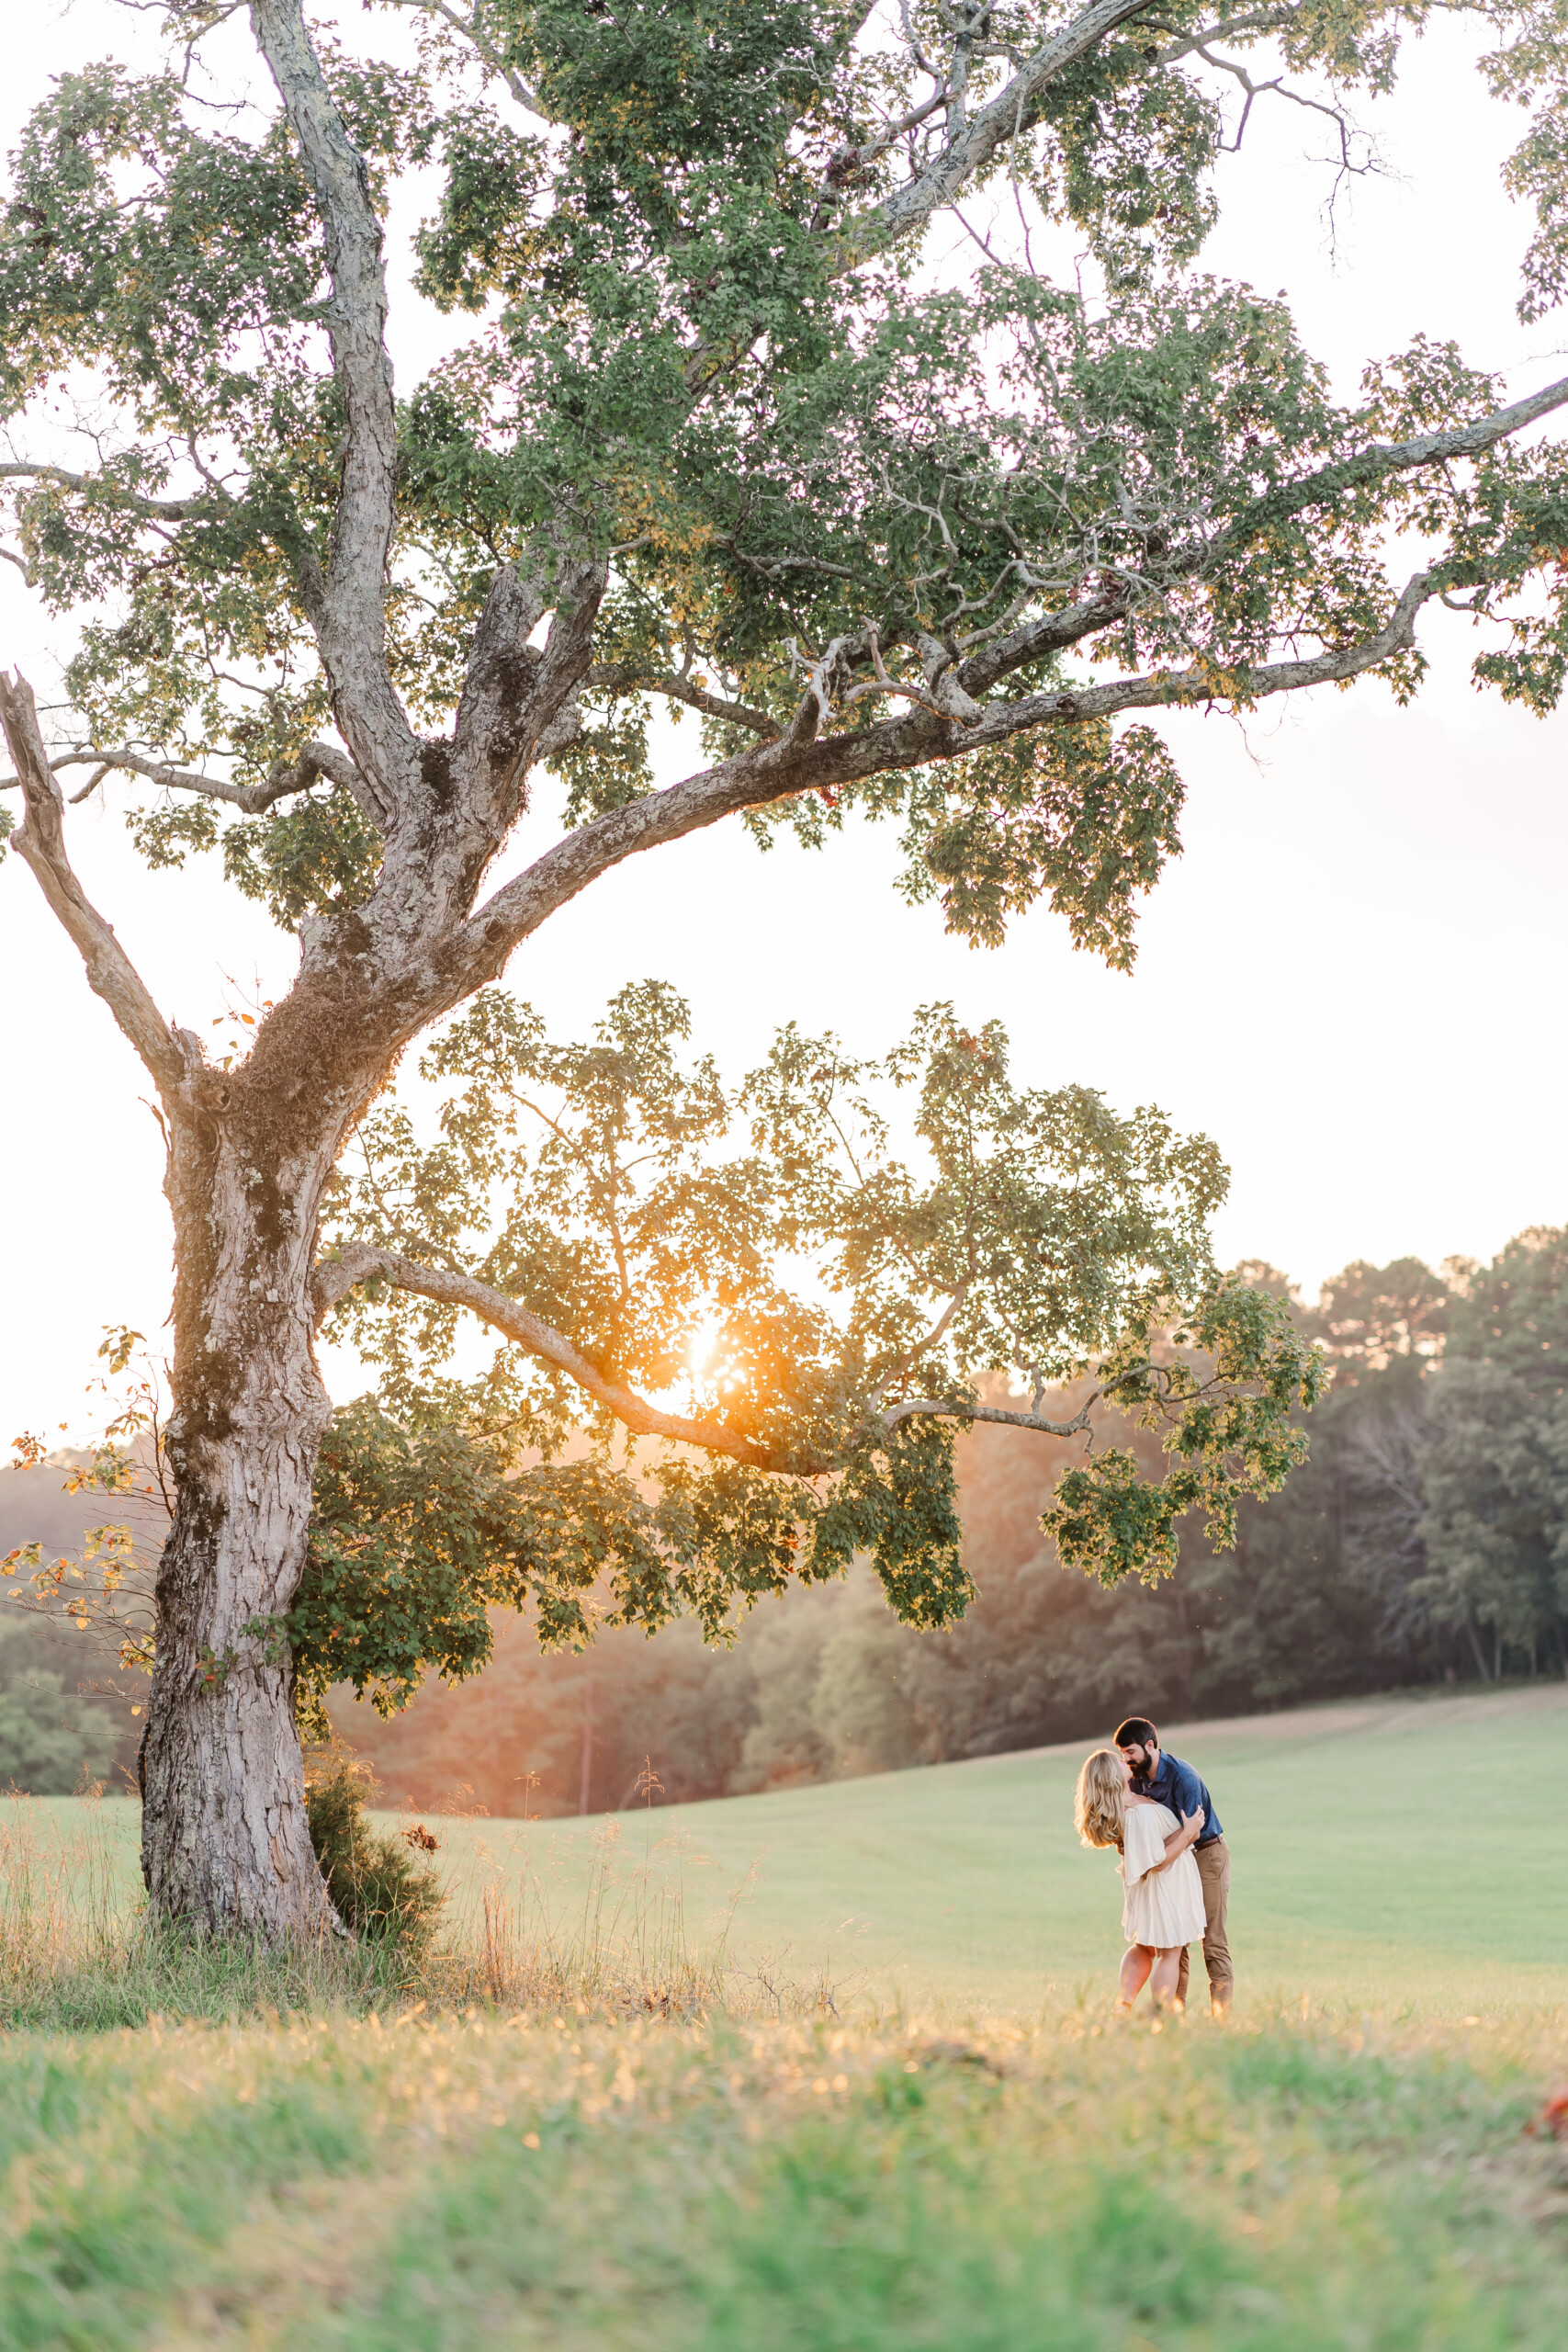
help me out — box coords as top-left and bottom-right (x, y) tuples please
(1074, 1747), (1126, 1850)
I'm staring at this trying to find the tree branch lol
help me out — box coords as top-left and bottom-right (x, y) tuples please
(1, 739), (373, 819)
(963, 371), (1568, 695)
(313, 1244), (1100, 1467)
(450, 550), (608, 833)
(0, 671), (188, 1100)
(867, 1284), (971, 1414)
(1146, 11), (1297, 69)
(589, 662), (783, 739)
(376, 0), (553, 119)
(313, 1242), (788, 1467)
(0, 462), (220, 523)
(837, 0), (1160, 266)
(248, 0), (416, 816)
(1236, 368), (1568, 506)
(1019, 566), (1434, 718)
(446, 571), (1435, 987)
(879, 1396), (1095, 1438)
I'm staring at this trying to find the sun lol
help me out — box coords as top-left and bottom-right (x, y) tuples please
(684, 1314), (747, 1394)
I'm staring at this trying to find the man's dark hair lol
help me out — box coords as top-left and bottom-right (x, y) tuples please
(1114, 1717), (1159, 1750)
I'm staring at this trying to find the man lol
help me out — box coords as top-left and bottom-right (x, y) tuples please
(1114, 1715), (1232, 2017)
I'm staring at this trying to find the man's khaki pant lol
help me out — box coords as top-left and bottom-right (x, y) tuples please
(1176, 1837), (1232, 2013)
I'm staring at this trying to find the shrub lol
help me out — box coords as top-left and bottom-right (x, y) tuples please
(304, 1757), (444, 1951)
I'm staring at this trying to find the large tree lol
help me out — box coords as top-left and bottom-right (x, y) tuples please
(4, 0), (1566, 1933)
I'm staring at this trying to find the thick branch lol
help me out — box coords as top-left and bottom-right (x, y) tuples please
(838, 0), (1159, 266)
(249, 1), (415, 814)
(314, 1245), (1097, 1467)
(314, 1243), (786, 1467)
(446, 571), (1435, 989)
(1250, 368), (1568, 502)
(0, 672), (187, 1100)
(1030, 567), (1433, 717)
(451, 551), (608, 832)
(679, 0), (1158, 387)
(964, 373), (1568, 695)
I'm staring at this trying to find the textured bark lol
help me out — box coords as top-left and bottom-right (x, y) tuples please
(3, 659), (392, 1932)
(139, 1106), (342, 1932)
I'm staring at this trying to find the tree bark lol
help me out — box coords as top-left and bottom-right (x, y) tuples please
(139, 1094), (340, 1934)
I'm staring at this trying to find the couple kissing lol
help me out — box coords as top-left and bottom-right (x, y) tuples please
(1074, 1716), (1233, 2018)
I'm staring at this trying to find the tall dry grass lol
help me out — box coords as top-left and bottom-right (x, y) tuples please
(468, 1813), (835, 2017)
(0, 1781), (126, 1990)
(0, 1790), (833, 2029)
(0, 1788), (446, 2029)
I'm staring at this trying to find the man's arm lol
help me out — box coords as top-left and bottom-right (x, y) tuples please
(1150, 1808), (1205, 1871)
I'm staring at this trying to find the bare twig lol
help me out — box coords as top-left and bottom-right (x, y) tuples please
(2, 739), (373, 818)
(0, 461), (225, 522)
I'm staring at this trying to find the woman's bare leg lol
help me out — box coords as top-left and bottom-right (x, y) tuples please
(1116, 1945), (1156, 2011)
(1148, 1948), (1184, 2011)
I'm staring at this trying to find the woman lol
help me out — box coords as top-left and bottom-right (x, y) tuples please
(1074, 1746), (1206, 2014)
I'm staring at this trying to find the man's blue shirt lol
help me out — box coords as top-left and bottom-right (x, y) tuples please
(1133, 1751), (1223, 1847)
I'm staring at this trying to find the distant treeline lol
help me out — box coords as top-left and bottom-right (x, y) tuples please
(337, 1225), (1568, 1817)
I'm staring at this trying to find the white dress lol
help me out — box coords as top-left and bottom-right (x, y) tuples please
(1119, 1800), (1206, 1949)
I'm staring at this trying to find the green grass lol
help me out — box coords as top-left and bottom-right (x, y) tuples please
(424, 1680), (1568, 2014)
(0, 1686), (1563, 2348)
(0, 1996), (1562, 2348)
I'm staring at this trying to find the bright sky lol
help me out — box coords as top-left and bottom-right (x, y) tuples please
(2, 4), (1564, 1442)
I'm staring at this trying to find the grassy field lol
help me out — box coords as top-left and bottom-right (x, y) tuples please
(0, 1686), (1563, 2348)
(417, 1680), (1568, 2014)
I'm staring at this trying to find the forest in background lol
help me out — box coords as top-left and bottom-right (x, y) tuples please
(3, 1223), (1563, 1808)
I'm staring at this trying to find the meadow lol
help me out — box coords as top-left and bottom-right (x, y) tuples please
(421, 1680), (1568, 2013)
(0, 1684), (1562, 2347)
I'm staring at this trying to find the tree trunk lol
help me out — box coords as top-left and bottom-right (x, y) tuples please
(140, 1103), (338, 1935)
